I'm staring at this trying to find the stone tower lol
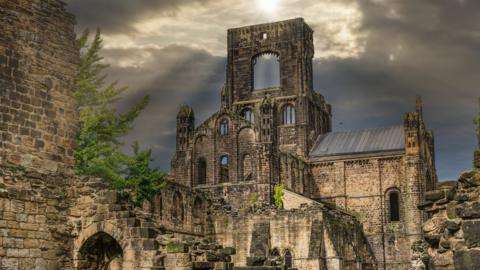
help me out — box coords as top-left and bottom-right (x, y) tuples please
(0, 0), (78, 173)
(225, 18), (332, 157)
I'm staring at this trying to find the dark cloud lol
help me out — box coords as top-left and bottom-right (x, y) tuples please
(102, 45), (225, 170)
(65, 0), (212, 33)
(315, 0), (480, 179)
(67, 0), (480, 180)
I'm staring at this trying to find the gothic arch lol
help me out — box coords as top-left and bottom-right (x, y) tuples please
(172, 191), (184, 222)
(284, 249), (294, 268)
(192, 196), (205, 233)
(78, 232), (123, 270)
(252, 51), (280, 90)
(74, 222), (130, 270)
(196, 157), (207, 185)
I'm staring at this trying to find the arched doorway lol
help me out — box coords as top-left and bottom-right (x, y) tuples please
(78, 232), (123, 270)
(284, 249), (293, 268)
(193, 197), (205, 233)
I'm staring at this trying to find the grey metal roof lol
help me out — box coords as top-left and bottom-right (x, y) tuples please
(310, 126), (405, 158)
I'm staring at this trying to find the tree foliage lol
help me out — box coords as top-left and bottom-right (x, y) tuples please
(274, 183), (284, 209)
(74, 29), (164, 206)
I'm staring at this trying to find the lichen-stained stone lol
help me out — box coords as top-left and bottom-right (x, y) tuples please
(462, 220), (480, 248)
(167, 242), (189, 253)
(456, 201), (480, 219)
(454, 249), (480, 270)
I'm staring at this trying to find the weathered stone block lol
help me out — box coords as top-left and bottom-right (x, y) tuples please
(454, 249), (480, 269)
(462, 220), (480, 247)
(455, 201), (480, 219)
(219, 247), (236, 256)
(167, 242), (189, 253)
(192, 261), (214, 269)
(246, 256), (267, 266)
(445, 219), (460, 232)
(425, 190), (445, 202)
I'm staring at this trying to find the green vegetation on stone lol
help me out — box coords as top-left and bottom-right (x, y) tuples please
(74, 29), (165, 206)
(274, 183), (284, 209)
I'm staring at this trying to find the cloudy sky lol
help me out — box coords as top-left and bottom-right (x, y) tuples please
(65, 0), (480, 181)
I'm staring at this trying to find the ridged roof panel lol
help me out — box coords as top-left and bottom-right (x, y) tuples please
(310, 126), (405, 157)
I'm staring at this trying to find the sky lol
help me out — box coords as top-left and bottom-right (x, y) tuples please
(65, 0), (480, 181)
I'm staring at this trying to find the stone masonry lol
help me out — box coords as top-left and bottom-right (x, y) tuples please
(170, 18), (437, 269)
(413, 170), (480, 270)
(0, 1), (435, 269)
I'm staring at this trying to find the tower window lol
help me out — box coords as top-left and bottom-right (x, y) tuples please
(219, 119), (229, 136)
(253, 53), (280, 90)
(261, 32), (268, 40)
(197, 157), (207, 185)
(389, 191), (400, 222)
(241, 109), (255, 123)
(219, 155), (229, 183)
(282, 105), (296, 125)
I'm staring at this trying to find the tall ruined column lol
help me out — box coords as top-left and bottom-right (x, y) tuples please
(0, 0), (79, 173)
(0, 1), (79, 269)
(403, 106), (426, 267)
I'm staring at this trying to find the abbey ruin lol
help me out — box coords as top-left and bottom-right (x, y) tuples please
(1, 1), (478, 270)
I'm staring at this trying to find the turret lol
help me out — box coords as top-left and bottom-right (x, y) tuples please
(176, 105), (194, 152)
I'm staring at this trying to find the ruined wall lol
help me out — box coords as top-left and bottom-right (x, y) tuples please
(0, 0), (78, 173)
(211, 203), (376, 270)
(0, 1), (78, 269)
(413, 171), (480, 270)
(311, 154), (424, 269)
(0, 164), (75, 270)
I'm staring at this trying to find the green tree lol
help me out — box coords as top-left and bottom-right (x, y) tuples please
(274, 183), (284, 209)
(74, 29), (164, 205)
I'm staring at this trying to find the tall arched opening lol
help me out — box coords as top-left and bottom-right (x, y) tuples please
(77, 232), (123, 270)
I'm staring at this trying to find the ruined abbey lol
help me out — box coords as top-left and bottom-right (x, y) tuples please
(0, 1), (459, 270)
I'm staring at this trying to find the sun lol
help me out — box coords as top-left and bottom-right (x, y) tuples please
(257, 0), (279, 14)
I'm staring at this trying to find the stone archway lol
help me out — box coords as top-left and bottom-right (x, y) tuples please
(77, 232), (123, 270)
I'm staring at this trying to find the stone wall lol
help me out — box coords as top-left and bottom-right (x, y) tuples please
(0, 164), (74, 270)
(311, 154), (420, 269)
(414, 170), (480, 269)
(0, 0), (78, 173)
(211, 202), (376, 270)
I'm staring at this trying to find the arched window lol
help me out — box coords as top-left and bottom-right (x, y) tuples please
(253, 53), (280, 90)
(219, 155), (229, 183)
(219, 119), (229, 136)
(282, 105), (295, 125)
(389, 191), (400, 222)
(241, 108), (255, 123)
(284, 250), (293, 268)
(193, 197), (204, 232)
(172, 192), (184, 222)
(197, 157), (207, 185)
(242, 154), (253, 181)
(153, 194), (162, 218)
(270, 248), (280, 257)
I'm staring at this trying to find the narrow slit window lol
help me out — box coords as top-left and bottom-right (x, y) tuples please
(389, 191), (400, 222)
